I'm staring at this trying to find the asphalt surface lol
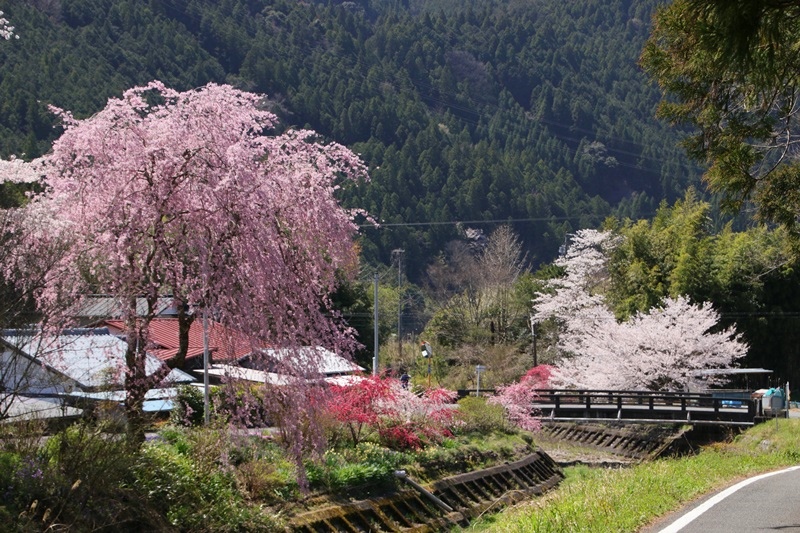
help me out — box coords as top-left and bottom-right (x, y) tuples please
(638, 409), (800, 532)
(645, 465), (800, 532)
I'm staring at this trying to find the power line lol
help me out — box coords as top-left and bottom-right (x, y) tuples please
(359, 213), (619, 229)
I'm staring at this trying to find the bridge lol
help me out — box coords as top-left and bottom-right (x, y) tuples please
(530, 389), (768, 426)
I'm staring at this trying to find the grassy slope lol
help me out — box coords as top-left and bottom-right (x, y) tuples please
(466, 419), (800, 532)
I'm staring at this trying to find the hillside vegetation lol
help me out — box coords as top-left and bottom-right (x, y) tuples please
(0, 0), (699, 277)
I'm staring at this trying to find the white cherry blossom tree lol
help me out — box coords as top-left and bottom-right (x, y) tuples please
(554, 296), (747, 391)
(0, 11), (16, 41)
(533, 229), (747, 391)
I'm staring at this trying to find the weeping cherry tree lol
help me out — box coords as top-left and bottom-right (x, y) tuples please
(7, 82), (367, 447)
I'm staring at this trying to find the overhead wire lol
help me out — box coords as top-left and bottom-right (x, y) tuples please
(147, 0), (720, 243)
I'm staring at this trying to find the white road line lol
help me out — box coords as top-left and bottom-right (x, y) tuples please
(658, 465), (800, 533)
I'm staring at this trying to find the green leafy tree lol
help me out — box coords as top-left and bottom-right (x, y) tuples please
(641, 0), (800, 232)
(607, 190), (716, 318)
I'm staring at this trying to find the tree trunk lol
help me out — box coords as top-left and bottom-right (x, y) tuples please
(124, 327), (148, 445)
(170, 301), (195, 369)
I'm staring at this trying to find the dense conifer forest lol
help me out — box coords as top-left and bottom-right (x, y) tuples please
(0, 0), (703, 278)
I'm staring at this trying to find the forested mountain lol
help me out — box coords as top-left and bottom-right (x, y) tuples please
(0, 0), (702, 278)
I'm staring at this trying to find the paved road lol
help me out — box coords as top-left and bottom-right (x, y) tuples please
(648, 465), (800, 532)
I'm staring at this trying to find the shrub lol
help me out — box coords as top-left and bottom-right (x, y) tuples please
(350, 441), (410, 469)
(305, 443), (408, 493)
(0, 450), (20, 496)
(158, 426), (192, 454)
(228, 433), (300, 502)
(326, 375), (396, 446)
(184, 425), (234, 476)
(171, 385), (206, 426)
(487, 366), (554, 432)
(456, 396), (507, 433)
(378, 422), (424, 450)
(1, 423), (167, 532)
(236, 457), (299, 502)
(133, 441), (281, 531)
(323, 377), (461, 454)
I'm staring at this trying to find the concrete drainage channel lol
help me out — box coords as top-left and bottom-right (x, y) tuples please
(290, 450), (564, 532)
(537, 422), (692, 462)
(536, 421), (750, 467)
(289, 423), (716, 531)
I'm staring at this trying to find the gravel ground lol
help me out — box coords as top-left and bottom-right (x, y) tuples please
(535, 438), (638, 468)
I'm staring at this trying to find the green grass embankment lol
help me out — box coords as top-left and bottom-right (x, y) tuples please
(465, 419), (800, 533)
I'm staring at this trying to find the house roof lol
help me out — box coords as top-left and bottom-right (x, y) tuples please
(203, 364), (364, 386)
(70, 295), (177, 321)
(103, 318), (253, 363)
(263, 346), (364, 376)
(1, 329), (186, 391)
(204, 364), (293, 386)
(324, 374), (366, 387)
(68, 386), (184, 412)
(1, 396), (83, 422)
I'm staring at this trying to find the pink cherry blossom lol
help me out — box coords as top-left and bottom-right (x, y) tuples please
(8, 82), (368, 440)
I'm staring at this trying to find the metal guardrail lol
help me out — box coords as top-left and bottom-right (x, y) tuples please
(529, 389), (759, 426)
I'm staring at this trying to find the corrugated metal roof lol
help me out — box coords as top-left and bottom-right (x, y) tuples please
(70, 295), (176, 320)
(204, 364), (292, 386)
(2, 331), (172, 390)
(68, 386), (183, 402)
(262, 346), (364, 376)
(203, 364), (364, 387)
(0, 396), (83, 422)
(104, 318), (253, 363)
(325, 374), (365, 387)
(67, 390), (177, 413)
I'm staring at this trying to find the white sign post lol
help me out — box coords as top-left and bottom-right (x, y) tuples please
(476, 365), (487, 396)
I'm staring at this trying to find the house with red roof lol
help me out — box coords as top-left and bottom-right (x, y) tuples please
(103, 318), (254, 369)
(107, 318), (363, 388)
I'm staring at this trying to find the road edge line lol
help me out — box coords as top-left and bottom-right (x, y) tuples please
(658, 465), (800, 533)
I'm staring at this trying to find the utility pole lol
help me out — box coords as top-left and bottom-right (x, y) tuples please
(530, 315), (538, 367)
(392, 249), (404, 361)
(203, 308), (210, 425)
(373, 273), (379, 376)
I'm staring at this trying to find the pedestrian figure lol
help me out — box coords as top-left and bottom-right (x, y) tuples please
(400, 372), (410, 389)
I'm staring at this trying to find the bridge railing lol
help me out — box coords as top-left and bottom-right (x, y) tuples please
(530, 388), (758, 424)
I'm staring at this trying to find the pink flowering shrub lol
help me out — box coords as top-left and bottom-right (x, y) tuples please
(381, 386), (457, 449)
(324, 376), (458, 450)
(488, 365), (555, 432)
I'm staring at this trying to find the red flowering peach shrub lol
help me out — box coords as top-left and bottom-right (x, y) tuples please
(488, 365), (554, 432)
(326, 375), (396, 445)
(325, 376), (458, 450)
